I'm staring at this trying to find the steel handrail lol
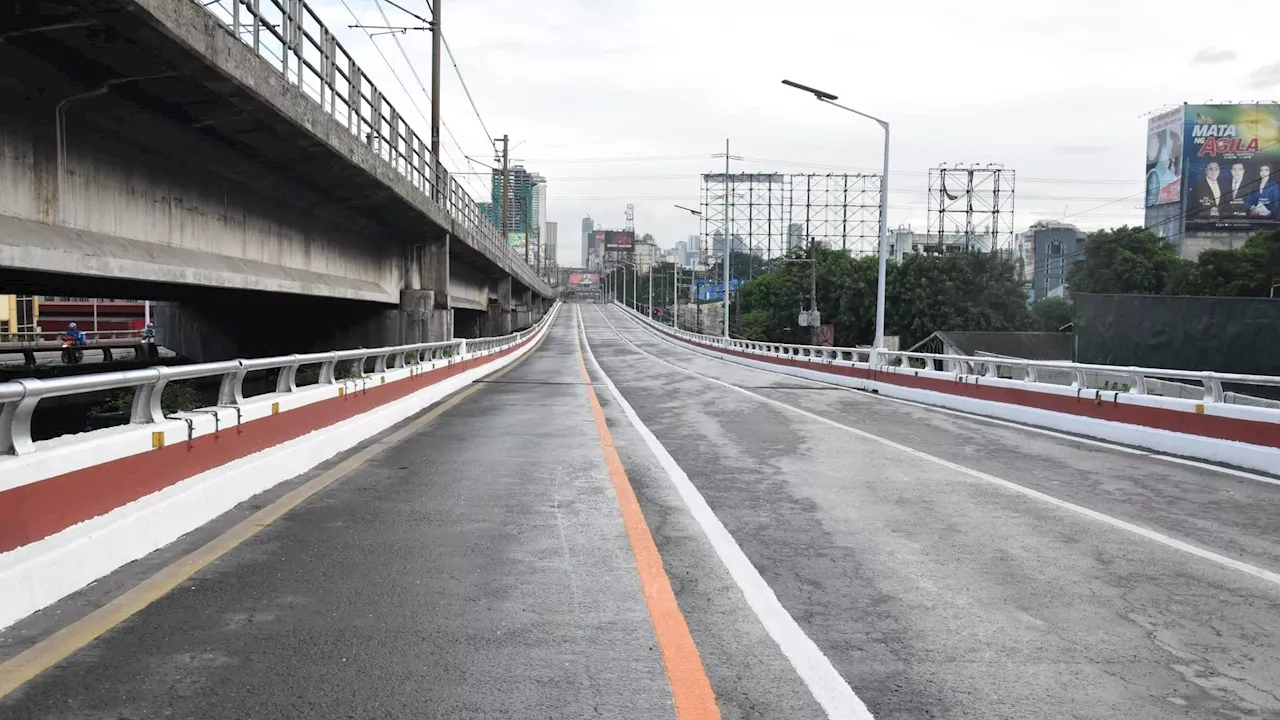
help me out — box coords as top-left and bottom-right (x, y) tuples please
(616, 301), (1280, 406)
(0, 303), (557, 456)
(191, 0), (551, 296)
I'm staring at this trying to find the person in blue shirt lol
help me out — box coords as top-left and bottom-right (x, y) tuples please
(64, 322), (87, 345)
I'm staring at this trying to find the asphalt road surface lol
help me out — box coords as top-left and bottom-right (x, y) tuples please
(2, 304), (1279, 719)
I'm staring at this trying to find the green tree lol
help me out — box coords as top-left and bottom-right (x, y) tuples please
(1029, 296), (1073, 331)
(736, 248), (1030, 348)
(1163, 229), (1279, 297)
(1067, 226), (1178, 294)
(889, 252), (1030, 347)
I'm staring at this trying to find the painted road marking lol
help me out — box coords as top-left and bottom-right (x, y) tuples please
(572, 306), (721, 720)
(578, 307), (874, 720)
(595, 307), (1280, 590)
(0, 328), (551, 700)
(623, 311), (1280, 489)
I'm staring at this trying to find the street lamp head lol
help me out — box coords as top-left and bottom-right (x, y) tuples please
(674, 204), (702, 217)
(782, 79), (838, 101)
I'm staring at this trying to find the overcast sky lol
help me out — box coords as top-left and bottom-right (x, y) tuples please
(322, 0), (1280, 265)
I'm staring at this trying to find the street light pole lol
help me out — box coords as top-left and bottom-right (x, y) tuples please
(722, 139), (731, 339)
(782, 79), (891, 360)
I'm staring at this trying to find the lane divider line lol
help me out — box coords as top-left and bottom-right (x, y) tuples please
(0, 326), (553, 701)
(577, 306), (874, 720)
(593, 306), (1280, 590)
(571, 306), (721, 720)
(621, 311), (1280, 488)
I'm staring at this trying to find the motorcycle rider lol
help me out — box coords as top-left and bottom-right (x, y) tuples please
(64, 322), (87, 346)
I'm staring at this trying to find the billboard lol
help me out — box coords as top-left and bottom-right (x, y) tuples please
(1145, 106), (1184, 207)
(506, 232), (527, 250)
(1184, 104), (1280, 230)
(569, 272), (600, 287)
(605, 230), (635, 251)
(586, 231), (605, 271)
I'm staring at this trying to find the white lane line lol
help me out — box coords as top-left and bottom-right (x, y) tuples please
(577, 309), (875, 720)
(617, 310), (1280, 489)
(593, 306), (1280, 590)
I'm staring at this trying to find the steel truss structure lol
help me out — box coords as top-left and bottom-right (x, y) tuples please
(926, 165), (1016, 254)
(698, 173), (883, 265)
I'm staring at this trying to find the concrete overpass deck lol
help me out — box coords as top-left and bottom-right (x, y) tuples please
(2, 305), (1279, 719)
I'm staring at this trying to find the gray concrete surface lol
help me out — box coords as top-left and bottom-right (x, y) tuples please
(581, 304), (1280, 720)
(6, 304), (1280, 719)
(0, 313), (666, 718)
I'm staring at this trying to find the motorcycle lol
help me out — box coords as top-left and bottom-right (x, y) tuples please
(61, 339), (84, 365)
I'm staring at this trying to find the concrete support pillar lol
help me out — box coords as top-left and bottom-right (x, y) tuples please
(489, 275), (512, 336)
(397, 233), (453, 343)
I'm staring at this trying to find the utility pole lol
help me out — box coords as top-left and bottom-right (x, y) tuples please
(672, 263), (678, 328)
(810, 237), (818, 317)
(648, 264), (653, 320)
(429, 0), (441, 200)
(498, 134), (509, 243)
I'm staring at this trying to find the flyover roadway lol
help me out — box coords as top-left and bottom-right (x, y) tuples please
(3, 304), (1279, 719)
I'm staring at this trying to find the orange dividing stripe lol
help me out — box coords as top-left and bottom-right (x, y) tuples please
(573, 310), (721, 720)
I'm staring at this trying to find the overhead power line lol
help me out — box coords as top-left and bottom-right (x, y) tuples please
(439, 31), (496, 153)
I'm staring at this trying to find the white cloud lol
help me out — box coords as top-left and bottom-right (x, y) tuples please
(1191, 48), (1237, 65)
(318, 0), (1279, 265)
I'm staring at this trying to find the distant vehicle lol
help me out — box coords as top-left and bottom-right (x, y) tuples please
(60, 339), (83, 365)
(61, 324), (86, 364)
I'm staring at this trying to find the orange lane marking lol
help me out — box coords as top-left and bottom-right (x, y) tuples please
(573, 307), (721, 720)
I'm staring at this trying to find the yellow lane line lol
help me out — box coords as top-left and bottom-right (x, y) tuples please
(572, 305), (721, 720)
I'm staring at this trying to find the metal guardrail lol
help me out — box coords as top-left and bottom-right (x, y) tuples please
(618, 302), (1280, 406)
(0, 308), (553, 456)
(0, 330), (143, 346)
(193, 0), (550, 296)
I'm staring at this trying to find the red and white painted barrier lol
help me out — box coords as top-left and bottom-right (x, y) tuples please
(0, 305), (558, 629)
(614, 304), (1280, 476)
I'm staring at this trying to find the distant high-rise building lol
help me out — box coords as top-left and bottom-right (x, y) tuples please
(482, 166), (537, 245)
(546, 221), (558, 270)
(711, 231), (747, 255)
(1017, 220), (1081, 302)
(674, 240), (688, 266)
(687, 234), (701, 263)
(787, 223), (806, 251)
(531, 173), (547, 257)
(581, 217), (594, 266)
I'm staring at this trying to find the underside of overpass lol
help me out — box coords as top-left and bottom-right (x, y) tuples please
(0, 1), (551, 359)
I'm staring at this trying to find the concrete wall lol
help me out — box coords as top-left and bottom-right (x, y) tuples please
(0, 100), (401, 302)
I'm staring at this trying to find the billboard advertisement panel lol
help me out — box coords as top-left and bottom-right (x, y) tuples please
(1145, 106), (1184, 207)
(605, 230), (635, 251)
(1184, 104), (1280, 230)
(568, 272), (600, 287)
(587, 231), (605, 271)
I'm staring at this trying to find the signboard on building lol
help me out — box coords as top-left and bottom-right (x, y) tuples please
(587, 231), (605, 271)
(1184, 104), (1280, 230)
(605, 230), (635, 251)
(1145, 106), (1184, 207)
(692, 278), (742, 302)
(569, 272), (600, 287)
